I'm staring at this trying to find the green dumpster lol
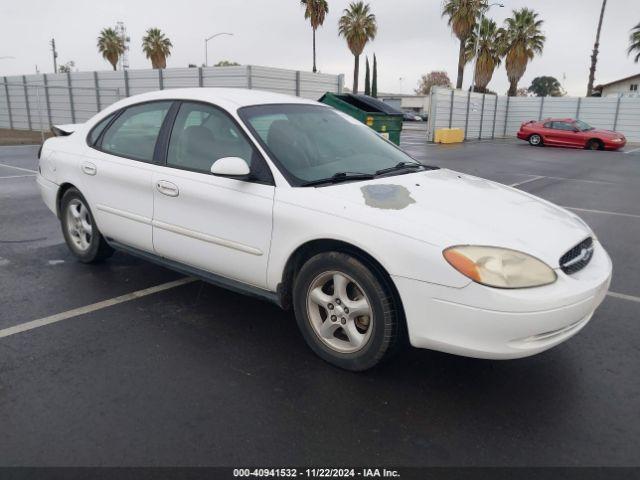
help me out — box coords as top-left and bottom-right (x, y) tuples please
(319, 92), (404, 145)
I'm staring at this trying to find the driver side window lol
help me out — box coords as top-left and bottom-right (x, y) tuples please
(167, 102), (257, 175)
(552, 121), (575, 131)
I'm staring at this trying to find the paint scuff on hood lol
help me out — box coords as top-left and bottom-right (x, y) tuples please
(361, 184), (416, 210)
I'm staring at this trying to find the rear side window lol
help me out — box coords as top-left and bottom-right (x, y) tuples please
(87, 113), (115, 146)
(100, 101), (172, 162)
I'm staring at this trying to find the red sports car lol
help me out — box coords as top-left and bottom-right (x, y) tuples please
(517, 118), (626, 150)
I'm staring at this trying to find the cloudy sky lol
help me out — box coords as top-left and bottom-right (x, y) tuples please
(1, 0), (638, 96)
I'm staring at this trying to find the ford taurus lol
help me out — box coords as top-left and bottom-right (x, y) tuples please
(37, 89), (613, 371)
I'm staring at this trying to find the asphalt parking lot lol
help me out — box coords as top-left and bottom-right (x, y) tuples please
(1, 134), (639, 467)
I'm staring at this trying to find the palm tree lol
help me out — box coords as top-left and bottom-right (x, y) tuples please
(628, 22), (640, 63)
(465, 18), (504, 92)
(502, 8), (545, 97)
(142, 28), (173, 69)
(301, 0), (329, 73)
(442, 0), (487, 90)
(97, 28), (124, 71)
(338, 1), (377, 94)
(587, 0), (608, 96)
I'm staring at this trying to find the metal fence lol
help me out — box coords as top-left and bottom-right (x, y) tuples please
(426, 87), (640, 143)
(0, 66), (344, 132)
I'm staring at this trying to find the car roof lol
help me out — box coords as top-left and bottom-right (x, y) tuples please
(110, 88), (320, 109)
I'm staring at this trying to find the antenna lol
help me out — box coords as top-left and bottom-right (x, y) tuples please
(115, 21), (130, 70)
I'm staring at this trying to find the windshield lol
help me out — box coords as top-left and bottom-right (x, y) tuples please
(575, 120), (594, 131)
(239, 104), (423, 186)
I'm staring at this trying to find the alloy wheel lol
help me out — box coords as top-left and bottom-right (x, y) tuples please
(306, 270), (374, 353)
(65, 198), (93, 252)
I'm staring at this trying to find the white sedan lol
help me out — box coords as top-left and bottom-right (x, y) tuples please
(37, 88), (612, 371)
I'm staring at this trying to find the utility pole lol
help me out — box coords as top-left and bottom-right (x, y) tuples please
(50, 39), (58, 73)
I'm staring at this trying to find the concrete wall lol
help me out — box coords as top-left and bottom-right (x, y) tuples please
(0, 65), (343, 131)
(427, 87), (640, 143)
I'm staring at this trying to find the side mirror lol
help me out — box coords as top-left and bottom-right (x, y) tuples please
(210, 157), (250, 178)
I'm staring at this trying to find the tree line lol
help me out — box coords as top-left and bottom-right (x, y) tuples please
(91, 2), (640, 98)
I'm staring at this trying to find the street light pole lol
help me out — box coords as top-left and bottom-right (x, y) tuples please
(471, 2), (503, 93)
(204, 32), (234, 67)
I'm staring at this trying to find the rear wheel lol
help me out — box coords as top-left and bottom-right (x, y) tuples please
(529, 134), (543, 146)
(586, 139), (603, 151)
(60, 188), (113, 263)
(293, 252), (403, 371)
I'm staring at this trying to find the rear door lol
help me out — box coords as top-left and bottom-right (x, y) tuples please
(83, 100), (173, 252)
(151, 101), (275, 288)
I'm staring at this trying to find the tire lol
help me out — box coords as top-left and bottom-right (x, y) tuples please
(529, 134), (543, 147)
(60, 188), (113, 263)
(293, 252), (403, 371)
(586, 139), (602, 151)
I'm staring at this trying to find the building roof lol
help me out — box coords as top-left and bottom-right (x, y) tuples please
(599, 73), (640, 88)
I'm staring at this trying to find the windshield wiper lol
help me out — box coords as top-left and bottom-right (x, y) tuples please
(374, 161), (425, 177)
(301, 171), (376, 187)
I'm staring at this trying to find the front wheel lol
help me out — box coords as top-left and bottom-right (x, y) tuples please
(293, 252), (403, 371)
(586, 139), (603, 151)
(60, 188), (113, 263)
(529, 134), (543, 146)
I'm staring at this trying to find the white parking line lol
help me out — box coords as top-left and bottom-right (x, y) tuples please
(0, 144), (41, 147)
(0, 174), (36, 179)
(565, 206), (640, 219)
(0, 277), (197, 339)
(509, 176), (545, 187)
(624, 146), (640, 154)
(0, 162), (38, 174)
(607, 291), (640, 303)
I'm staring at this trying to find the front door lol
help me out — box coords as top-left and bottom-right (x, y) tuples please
(151, 101), (275, 289)
(549, 121), (582, 147)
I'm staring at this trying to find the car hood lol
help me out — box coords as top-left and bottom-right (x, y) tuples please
(305, 169), (592, 268)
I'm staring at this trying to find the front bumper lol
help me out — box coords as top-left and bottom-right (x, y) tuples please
(604, 139), (626, 150)
(393, 241), (612, 359)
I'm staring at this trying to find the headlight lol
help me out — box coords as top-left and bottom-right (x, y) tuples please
(443, 246), (557, 289)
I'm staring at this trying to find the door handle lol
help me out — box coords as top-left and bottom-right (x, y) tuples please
(156, 180), (179, 197)
(81, 162), (97, 176)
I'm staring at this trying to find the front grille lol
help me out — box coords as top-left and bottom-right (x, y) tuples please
(559, 237), (594, 275)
